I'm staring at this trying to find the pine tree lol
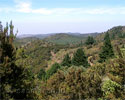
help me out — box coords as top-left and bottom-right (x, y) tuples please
(99, 32), (114, 62)
(61, 53), (71, 67)
(85, 36), (95, 45)
(72, 48), (89, 67)
(37, 68), (46, 80)
(46, 63), (60, 79)
(0, 21), (38, 99)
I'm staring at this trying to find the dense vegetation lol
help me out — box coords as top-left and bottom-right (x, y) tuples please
(14, 37), (38, 47)
(85, 36), (96, 45)
(0, 21), (125, 100)
(0, 21), (39, 100)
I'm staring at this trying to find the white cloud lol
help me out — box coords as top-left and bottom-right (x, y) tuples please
(16, 2), (31, 13)
(32, 8), (53, 15)
(14, 4), (125, 15)
(0, 0), (125, 15)
(84, 7), (125, 15)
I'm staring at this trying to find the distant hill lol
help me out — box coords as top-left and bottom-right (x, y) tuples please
(43, 33), (83, 45)
(16, 26), (125, 46)
(17, 34), (51, 39)
(43, 33), (98, 45)
(96, 26), (125, 41)
(15, 32), (99, 46)
(17, 32), (99, 40)
(108, 26), (125, 38)
(68, 32), (99, 37)
(14, 37), (39, 47)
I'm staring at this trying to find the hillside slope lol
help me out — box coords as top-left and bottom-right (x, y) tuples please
(44, 33), (98, 45)
(16, 26), (125, 73)
(96, 26), (125, 42)
(43, 33), (85, 45)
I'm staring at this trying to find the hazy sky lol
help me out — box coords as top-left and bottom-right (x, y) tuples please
(0, 0), (125, 35)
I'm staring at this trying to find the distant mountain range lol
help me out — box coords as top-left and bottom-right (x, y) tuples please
(17, 32), (99, 45)
(17, 32), (99, 39)
(17, 34), (51, 39)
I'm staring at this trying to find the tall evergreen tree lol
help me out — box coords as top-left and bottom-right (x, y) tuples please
(72, 48), (89, 67)
(61, 53), (71, 67)
(0, 21), (38, 99)
(99, 32), (114, 62)
(85, 36), (95, 45)
(37, 68), (46, 80)
(46, 62), (61, 79)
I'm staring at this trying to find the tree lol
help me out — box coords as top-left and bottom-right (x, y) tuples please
(37, 68), (46, 80)
(61, 53), (71, 67)
(72, 48), (89, 67)
(85, 36), (95, 45)
(46, 63), (61, 79)
(0, 21), (38, 99)
(99, 32), (114, 62)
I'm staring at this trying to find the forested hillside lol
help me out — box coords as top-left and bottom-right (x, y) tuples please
(14, 37), (39, 47)
(43, 33), (98, 45)
(96, 26), (125, 42)
(0, 22), (125, 100)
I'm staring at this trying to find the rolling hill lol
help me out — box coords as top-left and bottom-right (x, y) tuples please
(43, 33), (84, 45)
(96, 26), (125, 42)
(43, 33), (98, 45)
(14, 37), (39, 47)
(16, 32), (99, 45)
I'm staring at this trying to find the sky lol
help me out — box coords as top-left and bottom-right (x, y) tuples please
(0, 0), (125, 35)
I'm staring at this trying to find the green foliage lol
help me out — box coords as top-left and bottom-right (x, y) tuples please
(96, 26), (125, 42)
(5, 23), (124, 100)
(41, 57), (125, 100)
(106, 58), (125, 85)
(46, 63), (61, 79)
(109, 26), (125, 39)
(14, 37), (38, 47)
(61, 53), (71, 67)
(85, 36), (95, 45)
(17, 40), (72, 74)
(72, 48), (89, 67)
(99, 32), (114, 62)
(0, 21), (38, 99)
(102, 80), (121, 99)
(37, 68), (46, 80)
(84, 64), (104, 99)
(16, 48), (27, 59)
(41, 65), (104, 100)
